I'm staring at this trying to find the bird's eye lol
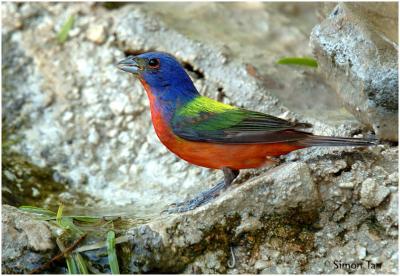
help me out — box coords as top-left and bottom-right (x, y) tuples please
(148, 58), (160, 68)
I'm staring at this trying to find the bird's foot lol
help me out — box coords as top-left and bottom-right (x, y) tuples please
(163, 180), (227, 214)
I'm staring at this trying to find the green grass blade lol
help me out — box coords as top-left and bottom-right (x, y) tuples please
(107, 231), (120, 274)
(74, 253), (89, 274)
(276, 57), (318, 68)
(19, 206), (56, 217)
(57, 15), (75, 43)
(75, 234), (132, 253)
(66, 255), (78, 274)
(71, 216), (101, 223)
(56, 204), (64, 226)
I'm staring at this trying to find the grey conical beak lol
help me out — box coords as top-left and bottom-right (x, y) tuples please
(117, 56), (140, 74)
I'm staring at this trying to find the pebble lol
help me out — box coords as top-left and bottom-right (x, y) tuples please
(62, 111), (74, 122)
(68, 27), (80, 37)
(338, 182), (355, 189)
(357, 246), (367, 259)
(87, 127), (100, 144)
(31, 187), (40, 197)
(3, 170), (16, 181)
(109, 97), (127, 115)
(254, 260), (269, 270)
(118, 132), (130, 144)
(387, 172), (398, 184)
(86, 24), (106, 44)
(360, 178), (390, 208)
(107, 128), (119, 138)
(124, 104), (135, 114)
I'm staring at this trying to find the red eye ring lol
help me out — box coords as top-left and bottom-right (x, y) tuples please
(148, 58), (160, 68)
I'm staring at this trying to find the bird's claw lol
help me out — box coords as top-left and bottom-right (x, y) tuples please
(162, 181), (226, 214)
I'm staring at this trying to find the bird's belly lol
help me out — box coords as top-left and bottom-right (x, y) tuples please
(154, 123), (303, 170)
(168, 138), (302, 169)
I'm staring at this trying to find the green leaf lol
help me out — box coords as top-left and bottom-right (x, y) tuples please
(66, 255), (78, 274)
(74, 253), (89, 274)
(19, 206), (56, 217)
(57, 15), (75, 43)
(107, 231), (120, 274)
(276, 57), (318, 68)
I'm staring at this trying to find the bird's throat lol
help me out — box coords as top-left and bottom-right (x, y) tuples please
(139, 78), (197, 121)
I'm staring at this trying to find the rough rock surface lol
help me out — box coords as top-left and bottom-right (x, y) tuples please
(1, 205), (57, 274)
(2, 2), (398, 274)
(3, 146), (398, 274)
(310, 3), (398, 141)
(2, 2), (367, 211)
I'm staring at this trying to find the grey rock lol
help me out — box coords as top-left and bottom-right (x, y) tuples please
(2, 205), (56, 274)
(86, 24), (107, 45)
(360, 178), (390, 209)
(310, 3), (398, 141)
(375, 191), (398, 232)
(117, 160), (320, 273)
(254, 260), (269, 271)
(184, 250), (226, 274)
(357, 246), (367, 260)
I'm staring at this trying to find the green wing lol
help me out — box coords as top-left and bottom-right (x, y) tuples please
(171, 96), (312, 144)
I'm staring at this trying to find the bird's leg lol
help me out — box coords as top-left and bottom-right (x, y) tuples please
(164, 167), (240, 214)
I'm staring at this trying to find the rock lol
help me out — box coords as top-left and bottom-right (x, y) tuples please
(254, 260), (269, 271)
(310, 3), (398, 141)
(87, 127), (100, 144)
(62, 111), (74, 122)
(109, 94), (128, 115)
(360, 178), (390, 209)
(338, 182), (355, 189)
(86, 24), (106, 44)
(375, 191), (398, 233)
(2, 205), (56, 274)
(118, 161), (320, 273)
(184, 250), (226, 274)
(357, 246), (367, 259)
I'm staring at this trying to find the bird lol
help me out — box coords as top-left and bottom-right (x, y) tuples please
(117, 51), (375, 213)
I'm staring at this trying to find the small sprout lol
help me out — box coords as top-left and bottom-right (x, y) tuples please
(276, 57), (318, 68)
(56, 203), (64, 226)
(57, 15), (75, 44)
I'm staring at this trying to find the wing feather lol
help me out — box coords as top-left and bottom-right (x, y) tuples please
(171, 96), (312, 144)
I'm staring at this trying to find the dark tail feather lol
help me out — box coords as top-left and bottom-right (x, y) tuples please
(298, 135), (377, 147)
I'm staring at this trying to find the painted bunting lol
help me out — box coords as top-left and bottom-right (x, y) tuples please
(117, 52), (374, 213)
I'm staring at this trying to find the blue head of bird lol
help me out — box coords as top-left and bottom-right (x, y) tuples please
(117, 52), (200, 104)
